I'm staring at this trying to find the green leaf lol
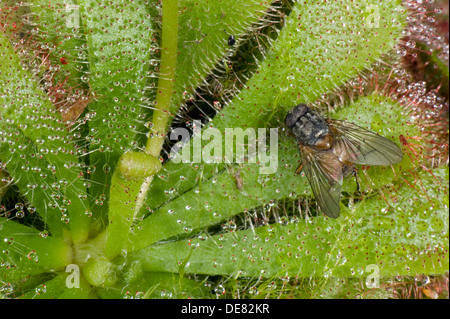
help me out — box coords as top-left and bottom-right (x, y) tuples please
(171, 0), (272, 111)
(0, 33), (91, 243)
(131, 166), (448, 278)
(128, 93), (412, 252)
(78, 0), (157, 220)
(29, 0), (89, 91)
(145, 0), (408, 211)
(2, 0), (445, 300)
(96, 271), (210, 299)
(20, 272), (93, 299)
(102, 0), (276, 257)
(0, 124), (66, 237)
(0, 217), (72, 283)
(105, 170), (145, 259)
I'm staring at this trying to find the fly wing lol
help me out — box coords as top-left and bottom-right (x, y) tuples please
(328, 120), (403, 166)
(300, 146), (343, 218)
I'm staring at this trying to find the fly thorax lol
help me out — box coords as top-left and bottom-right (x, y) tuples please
(292, 111), (329, 147)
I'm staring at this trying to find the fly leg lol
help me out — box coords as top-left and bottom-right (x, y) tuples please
(295, 162), (304, 175)
(344, 164), (360, 194)
(352, 167), (361, 195)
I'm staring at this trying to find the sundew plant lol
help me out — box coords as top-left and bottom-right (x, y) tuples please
(0, 0), (448, 299)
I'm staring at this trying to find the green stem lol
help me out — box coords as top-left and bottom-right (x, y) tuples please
(101, 0), (179, 261)
(146, 0), (179, 156)
(132, 0), (179, 224)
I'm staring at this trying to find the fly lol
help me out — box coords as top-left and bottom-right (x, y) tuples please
(285, 104), (403, 218)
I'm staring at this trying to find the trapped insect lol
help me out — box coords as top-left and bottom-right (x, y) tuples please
(285, 104), (403, 218)
(228, 35), (236, 46)
(233, 168), (244, 190)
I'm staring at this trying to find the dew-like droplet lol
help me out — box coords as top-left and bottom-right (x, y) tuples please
(35, 284), (47, 295)
(3, 237), (14, 245)
(103, 164), (111, 174)
(267, 281), (277, 290)
(214, 284), (225, 295)
(95, 199), (103, 206)
(39, 231), (49, 238)
(406, 40), (416, 48)
(15, 211), (25, 219)
(248, 286), (259, 295)
(27, 250), (38, 263)
(60, 214), (70, 223)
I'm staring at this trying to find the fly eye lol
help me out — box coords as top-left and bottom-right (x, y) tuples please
(285, 112), (299, 128)
(285, 104), (308, 127)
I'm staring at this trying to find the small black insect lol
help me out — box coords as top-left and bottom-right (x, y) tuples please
(228, 35), (236, 47)
(285, 104), (403, 218)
